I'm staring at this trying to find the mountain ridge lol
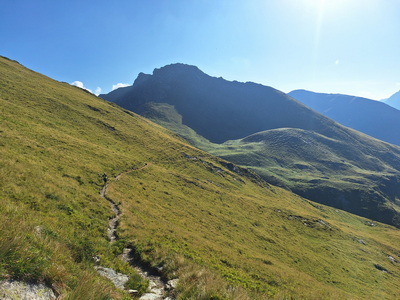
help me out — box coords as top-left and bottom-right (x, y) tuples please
(102, 63), (340, 144)
(383, 90), (400, 110)
(289, 89), (400, 146)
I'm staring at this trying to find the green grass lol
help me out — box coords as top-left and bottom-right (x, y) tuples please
(110, 162), (400, 299)
(1, 56), (400, 299)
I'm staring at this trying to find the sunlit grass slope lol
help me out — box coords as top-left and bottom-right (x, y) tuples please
(1, 56), (400, 299)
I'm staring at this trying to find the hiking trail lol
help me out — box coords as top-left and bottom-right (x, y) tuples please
(99, 163), (175, 299)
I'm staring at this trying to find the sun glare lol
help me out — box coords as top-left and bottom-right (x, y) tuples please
(311, 0), (326, 76)
(307, 0), (349, 11)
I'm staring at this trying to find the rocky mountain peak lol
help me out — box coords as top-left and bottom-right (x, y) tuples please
(133, 72), (151, 86)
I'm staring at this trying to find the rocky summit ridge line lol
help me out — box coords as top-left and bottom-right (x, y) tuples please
(101, 63), (338, 144)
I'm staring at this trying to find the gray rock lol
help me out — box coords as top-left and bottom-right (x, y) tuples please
(95, 266), (129, 290)
(166, 279), (179, 290)
(0, 280), (56, 300)
(139, 278), (165, 299)
(139, 293), (164, 300)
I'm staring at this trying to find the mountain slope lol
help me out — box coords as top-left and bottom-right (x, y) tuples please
(2, 56), (400, 299)
(289, 89), (400, 146)
(101, 63), (400, 228)
(101, 64), (339, 144)
(384, 90), (400, 110)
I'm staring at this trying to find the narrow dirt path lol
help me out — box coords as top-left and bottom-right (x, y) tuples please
(99, 163), (173, 300)
(122, 248), (169, 300)
(100, 183), (120, 242)
(115, 163), (151, 181)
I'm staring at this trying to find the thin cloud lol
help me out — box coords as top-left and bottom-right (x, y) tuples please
(112, 83), (130, 91)
(94, 87), (102, 96)
(335, 59), (340, 65)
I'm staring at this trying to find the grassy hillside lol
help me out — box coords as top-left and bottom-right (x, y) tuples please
(1, 56), (400, 299)
(207, 128), (400, 227)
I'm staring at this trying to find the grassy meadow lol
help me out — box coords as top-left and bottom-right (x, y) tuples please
(1, 56), (400, 299)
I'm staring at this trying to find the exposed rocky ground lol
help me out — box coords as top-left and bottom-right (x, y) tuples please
(0, 280), (56, 300)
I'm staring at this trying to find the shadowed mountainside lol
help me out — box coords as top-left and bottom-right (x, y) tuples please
(101, 63), (400, 228)
(101, 63), (339, 144)
(289, 89), (400, 146)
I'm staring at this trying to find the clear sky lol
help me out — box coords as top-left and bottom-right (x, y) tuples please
(1, 0), (399, 99)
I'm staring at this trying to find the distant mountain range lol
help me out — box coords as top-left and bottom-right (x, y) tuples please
(288, 89), (400, 146)
(383, 90), (400, 110)
(101, 63), (400, 228)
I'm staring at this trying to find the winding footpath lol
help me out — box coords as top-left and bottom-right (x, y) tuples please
(100, 183), (120, 242)
(99, 164), (175, 300)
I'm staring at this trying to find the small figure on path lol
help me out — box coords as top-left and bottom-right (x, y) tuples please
(102, 173), (108, 184)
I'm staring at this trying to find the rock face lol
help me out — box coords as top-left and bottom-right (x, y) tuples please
(0, 280), (56, 300)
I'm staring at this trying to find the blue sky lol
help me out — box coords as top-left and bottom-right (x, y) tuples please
(1, 0), (399, 99)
